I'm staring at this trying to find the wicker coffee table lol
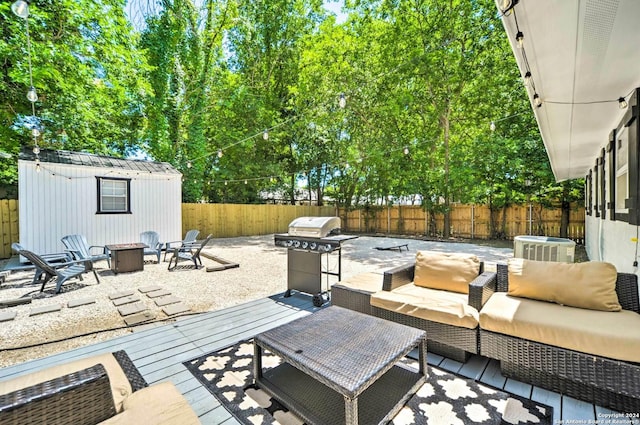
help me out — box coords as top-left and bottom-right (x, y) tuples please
(253, 306), (427, 425)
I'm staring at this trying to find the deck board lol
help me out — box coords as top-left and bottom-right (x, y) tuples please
(531, 387), (562, 423)
(0, 292), (616, 423)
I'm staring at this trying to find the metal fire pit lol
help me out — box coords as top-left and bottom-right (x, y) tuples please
(274, 217), (356, 305)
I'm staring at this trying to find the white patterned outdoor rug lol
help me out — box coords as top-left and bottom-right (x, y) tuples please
(184, 340), (553, 425)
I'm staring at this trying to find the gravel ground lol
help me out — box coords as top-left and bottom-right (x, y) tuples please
(0, 235), (514, 368)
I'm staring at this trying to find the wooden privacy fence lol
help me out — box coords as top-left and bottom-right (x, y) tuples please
(181, 203), (336, 238)
(0, 200), (19, 259)
(0, 201), (583, 259)
(338, 203), (585, 243)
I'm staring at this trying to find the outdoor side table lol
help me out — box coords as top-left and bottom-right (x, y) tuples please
(106, 243), (146, 274)
(253, 306), (427, 425)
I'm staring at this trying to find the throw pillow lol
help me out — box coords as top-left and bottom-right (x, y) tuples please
(507, 258), (621, 311)
(414, 251), (480, 294)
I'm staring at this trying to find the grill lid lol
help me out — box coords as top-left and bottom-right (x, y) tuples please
(288, 216), (341, 238)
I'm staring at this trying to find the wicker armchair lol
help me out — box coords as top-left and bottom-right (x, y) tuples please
(479, 263), (640, 413)
(0, 350), (200, 424)
(371, 260), (496, 362)
(0, 351), (146, 425)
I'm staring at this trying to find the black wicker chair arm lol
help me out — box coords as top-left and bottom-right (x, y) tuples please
(112, 350), (148, 391)
(468, 271), (497, 311)
(615, 272), (639, 313)
(382, 263), (415, 291)
(0, 364), (116, 425)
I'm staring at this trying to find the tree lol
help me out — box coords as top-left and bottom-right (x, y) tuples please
(1, 0), (150, 189)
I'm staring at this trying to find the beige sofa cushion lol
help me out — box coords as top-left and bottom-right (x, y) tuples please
(480, 293), (640, 362)
(414, 251), (480, 294)
(507, 258), (621, 311)
(101, 382), (201, 424)
(0, 352), (132, 413)
(371, 283), (479, 329)
(334, 272), (382, 293)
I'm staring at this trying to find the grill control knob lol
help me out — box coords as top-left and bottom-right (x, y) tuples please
(323, 244), (332, 252)
(293, 240), (301, 248)
(286, 240), (294, 247)
(302, 241), (308, 249)
(309, 242), (317, 250)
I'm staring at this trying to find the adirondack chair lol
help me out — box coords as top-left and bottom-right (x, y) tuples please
(167, 234), (212, 271)
(18, 249), (99, 293)
(61, 234), (111, 268)
(11, 242), (73, 283)
(140, 231), (162, 263)
(11, 243), (72, 284)
(163, 229), (200, 262)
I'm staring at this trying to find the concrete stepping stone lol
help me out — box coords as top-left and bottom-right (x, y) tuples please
(162, 303), (190, 316)
(117, 302), (147, 317)
(0, 311), (17, 322)
(112, 295), (140, 306)
(109, 291), (135, 300)
(124, 311), (156, 326)
(0, 297), (32, 308)
(146, 289), (171, 299)
(138, 285), (163, 293)
(68, 298), (96, 308)
(30, 304), (62, 316)
(155, 296), (181, 307)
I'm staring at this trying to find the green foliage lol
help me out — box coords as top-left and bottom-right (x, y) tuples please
(0, 0), (583, 216)
(1, 0), (150, 179)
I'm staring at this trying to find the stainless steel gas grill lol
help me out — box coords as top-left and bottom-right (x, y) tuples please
(274, 217), (356, 305)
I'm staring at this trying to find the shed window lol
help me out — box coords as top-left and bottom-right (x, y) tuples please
(97, 177), (131, 214)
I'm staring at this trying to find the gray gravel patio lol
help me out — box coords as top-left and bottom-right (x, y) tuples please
(0, 234), (514, 368)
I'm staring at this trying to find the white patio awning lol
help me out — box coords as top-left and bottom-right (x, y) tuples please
(496, 0), (640, 181)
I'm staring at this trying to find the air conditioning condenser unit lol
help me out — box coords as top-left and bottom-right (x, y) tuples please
(513, 235), (576, 263)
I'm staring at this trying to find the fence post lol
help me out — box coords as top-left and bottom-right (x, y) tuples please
(471, 204), (475, 239)
(528, 203), (532, 235)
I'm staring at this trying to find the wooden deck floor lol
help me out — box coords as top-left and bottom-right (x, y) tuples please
(0, 292), (634, 424)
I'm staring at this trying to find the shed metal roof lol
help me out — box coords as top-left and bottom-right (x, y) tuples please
(19, 148), (181, 175)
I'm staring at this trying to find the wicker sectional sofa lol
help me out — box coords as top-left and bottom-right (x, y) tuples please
(332, 252), (640, 412)
(479, 262), (640, 413)
(0, 350), (200, 425)
(333, 251), (497, 362)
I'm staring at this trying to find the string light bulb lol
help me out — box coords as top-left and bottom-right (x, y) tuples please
(31, 128), (40, 138)
(339, 93), (346, 109)
(244, 179), (248, 184)
(186, 161), (192, 168)
(403, 146), (409, 155)
(26, 86), (38, 102)
(263, 129), (269, 140)
(32, 145), (39, 155)
(500, 0), (520, 15)
(523, 71), (532, 86)
(515, 31), (524, 49)
(533, 93), (542, 107)
(35, 159), (40, 173)
(11, 0), (29, 19)
(490, 121), (496, 132)
(217, 149), (223, 158)
(619, 97), (628, 109)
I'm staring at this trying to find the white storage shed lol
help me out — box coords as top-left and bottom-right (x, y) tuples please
(18, 148), (183, 257)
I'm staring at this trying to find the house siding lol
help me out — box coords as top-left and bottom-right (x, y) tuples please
(18, 159), (182, 256)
